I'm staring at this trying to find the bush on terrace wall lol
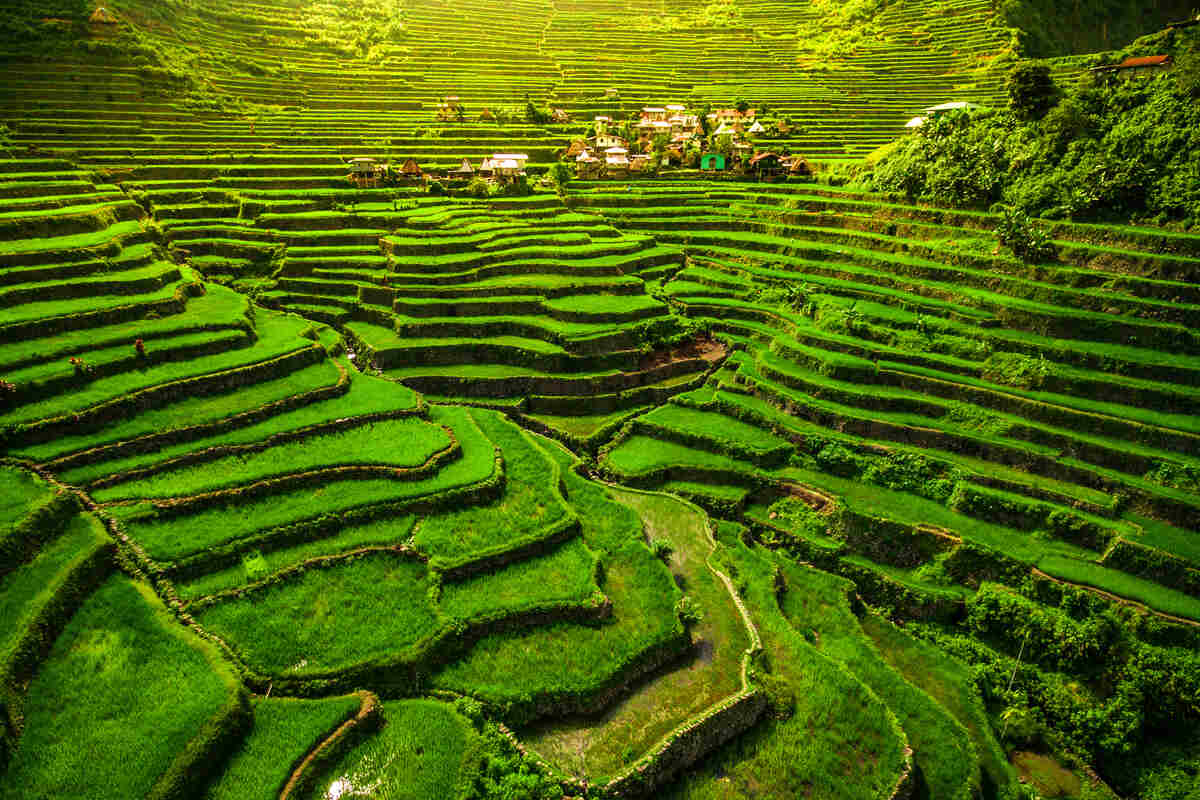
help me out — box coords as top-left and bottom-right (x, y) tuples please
(869, 28), (1200, 229)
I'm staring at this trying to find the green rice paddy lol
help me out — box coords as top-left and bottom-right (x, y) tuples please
(0, 0), (1197, 797)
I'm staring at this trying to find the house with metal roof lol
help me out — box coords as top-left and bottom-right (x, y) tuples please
(1091, 55), (1174, 77)
(604, 146), (630, 176)
(491, 153), (529, 181)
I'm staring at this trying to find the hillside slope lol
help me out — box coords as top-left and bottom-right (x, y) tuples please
(1, 2), (1199, 800)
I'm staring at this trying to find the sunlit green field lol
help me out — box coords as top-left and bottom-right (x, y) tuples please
(1, 0), (1199, 798)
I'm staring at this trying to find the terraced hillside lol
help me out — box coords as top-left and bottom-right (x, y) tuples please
(2, 1), (1200, 800)
(1, 0), (1029, 167)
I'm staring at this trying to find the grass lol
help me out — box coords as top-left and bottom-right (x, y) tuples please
(0, 280), (248, 372)
(1037, 556), (1200, 622)
(779, 465), (1098, 566)
(175, 515), (416, 602)
(665, 525), (907, 800)
(431, 438), (684, 709)
(0, 512), (109, 666)
(3, 51), (1200, 799)
(605, 434), (755, 478)
(526, 406), (651, 441)
(660, 479), (749, 502)
(774, 559), (979, 800)
(0, 219), (143, 254)
(194, 552), (441, 676)
(92, 416), (451, 501)
(711, 385), (1115, 512)
(542, 293), (666, 315)
(0, 576), (244, 800)
(2, 310), (316, 427)
(305, 699), (478, 800)
(205, 695), (362, 800)
(521, 487), (751, 781)
(438, 535), (600, 620)
(60, 371), (420, 485)
(0, 465), (52, 528)
(0, 277), (185, 330)
(1127, 514), (1200, 565)
(1012, 751), (1083, 798)
(639, 402), (794, 459)
(858, 612), (1018, 799)
(114, 406), (495, 561)
(15, 359), (343, 462)
(413, 410), (569, 563)
(8, 328), (249, 388)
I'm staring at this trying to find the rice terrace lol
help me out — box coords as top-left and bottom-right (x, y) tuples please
(2, 0), (1200, 797)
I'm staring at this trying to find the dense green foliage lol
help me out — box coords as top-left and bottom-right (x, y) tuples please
(872, 32), (1200, 227)
(996, 0), (1196, 58)
(916, 582), (1200, 798)
(1, 0), (1200, 796)
(0, 1), (88, 41)
(775, 560), (982, 799)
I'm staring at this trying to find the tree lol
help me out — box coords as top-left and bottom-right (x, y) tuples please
(734, 97), (751, 113)
(1007, 61), (1059, 120)
(714, 133), (734, 158)
(548, 161), (571, 194)
(523, 97), (549, 125)
(466, 177), (491, 198)
(650, 133), (669, 172)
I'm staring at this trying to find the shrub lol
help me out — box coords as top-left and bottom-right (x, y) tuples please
(1007, 61), (1059, 120)
(766, 497), (827, 540)
(981, 351), (1052, 389)
(1143, 461), (1200, 494)
(428, 179), (445, 195)
(966, 584), (1119, 674)
(756, 669), (797, 718)
(523, 98), (550, 125)
(676, 595), (703, 625)
(995, 206), (1057, 262)
(862, 452), (956, 503)
(944, 403), (1013, 437)
(462, 727), (561, 800)
(815, 443), (863, 477)
(465, 177), (491, 198)
(872, 111), (1006, 207)
(496, 176), (532, 197)
(649, 538), (673, 562)
(872, 47), (1200, 226)
(1177, 37), (1200, 98)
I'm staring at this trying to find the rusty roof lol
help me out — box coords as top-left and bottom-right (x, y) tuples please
(1120, 55), (1172, 67)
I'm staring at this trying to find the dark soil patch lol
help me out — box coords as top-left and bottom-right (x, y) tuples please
(638, 335), (727, 371)
(1012, 751), (1081, 798)
(780, 482), (837, 514)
